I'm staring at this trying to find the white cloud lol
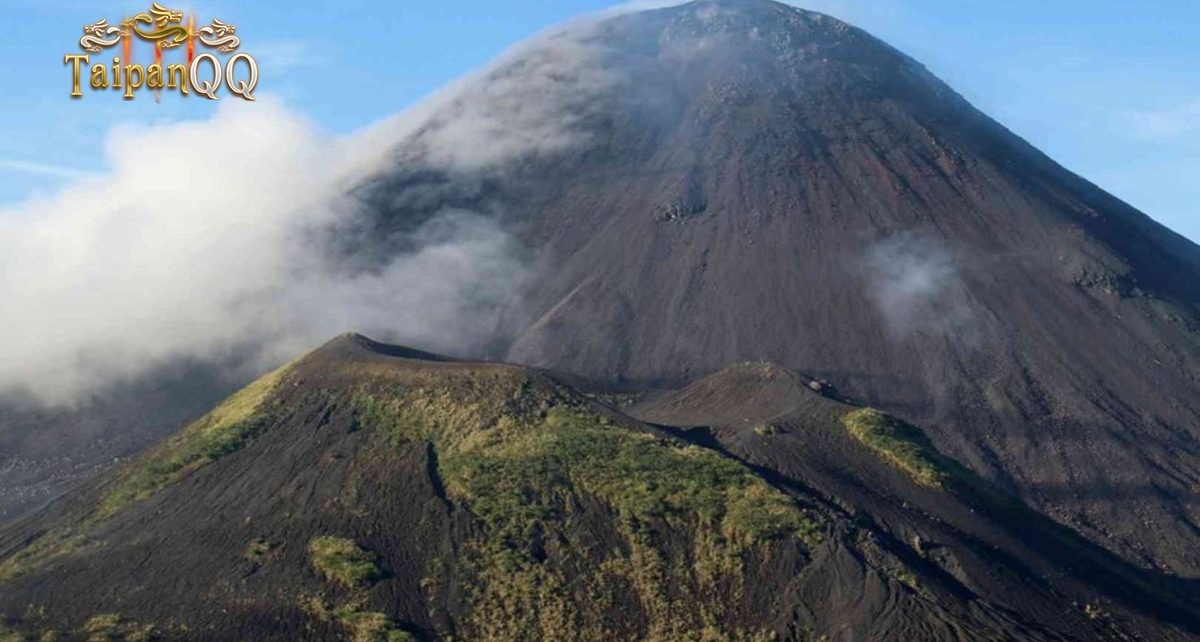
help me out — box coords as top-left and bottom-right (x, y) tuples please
(0, 98), (532, 405)
(863, 234), (976, 340)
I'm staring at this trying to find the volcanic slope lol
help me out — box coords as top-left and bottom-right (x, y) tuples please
(0, 366), (235, 521)
(352, 0), (1200, 575)
(1, 335), (1199, 642)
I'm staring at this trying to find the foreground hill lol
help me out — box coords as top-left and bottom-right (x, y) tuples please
(0, 335), (1197, 641)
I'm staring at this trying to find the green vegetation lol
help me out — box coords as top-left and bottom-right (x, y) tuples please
(840, 409), (949, 489)
(81, 614), (156, 642)
(891, 567), (921, 592)
(243, 537), (273, 564)
(98, 363), (291, 516)
(438, 407), (819, 547)
(308, 537), (381, 588)
(0, 624), (60, 642)
(0, 608), (59, 641)
(304, 536), (414, 642)
(347, 367), (822, 641)
(303, 596), (414, 642)
(333, 610), (414, 642)
(82, 615), (121, 642)
(0, 534), (82, 583)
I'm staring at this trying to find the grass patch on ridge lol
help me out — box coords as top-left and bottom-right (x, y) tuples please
(97, 362), (291, 516)
(349, 371), (823, 641)
(440, 407), (819, 547)
(841, 408), (949, 489)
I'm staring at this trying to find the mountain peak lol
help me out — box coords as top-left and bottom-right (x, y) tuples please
(357, 0), (1200, 580)
(311, 332), (454, 364)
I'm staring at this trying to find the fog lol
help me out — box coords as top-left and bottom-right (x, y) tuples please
(863, 233), (976, 341)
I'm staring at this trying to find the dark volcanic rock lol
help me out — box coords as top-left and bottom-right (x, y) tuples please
(0, 366), (235, 521)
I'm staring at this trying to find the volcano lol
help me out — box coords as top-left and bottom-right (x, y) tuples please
(355, 0), (1200, 577)
(3, 0), (1200, 639)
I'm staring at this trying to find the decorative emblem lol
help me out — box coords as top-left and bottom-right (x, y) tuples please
(122, 3), (189, 48)
(79, 19), (122, 52)
(80, 4), (242, 52)
(197, 19), (240, 53)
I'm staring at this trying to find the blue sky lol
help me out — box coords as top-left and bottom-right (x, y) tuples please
(2, 0), (1197, 242)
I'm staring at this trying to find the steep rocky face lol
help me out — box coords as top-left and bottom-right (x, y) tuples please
(356, 0), (1200, 575)
(2, 335), (1198, 641)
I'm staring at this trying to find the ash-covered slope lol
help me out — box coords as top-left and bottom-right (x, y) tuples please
(2, 335), (1198, 641)
(0, 367), (235, 521)
(629, 363), (1200, 639)
(355, 0), (1200, 575)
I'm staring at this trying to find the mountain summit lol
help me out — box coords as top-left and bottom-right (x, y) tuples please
(356, 0), (1200, 576)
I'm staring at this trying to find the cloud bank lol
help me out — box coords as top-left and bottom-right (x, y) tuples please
(0, 99), (541, 405)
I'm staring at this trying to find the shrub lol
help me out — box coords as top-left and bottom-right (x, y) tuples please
(244, 537), (273, 563)
(80, 614), (153, 642)
(334, 610), (414, 642)
(0, 623), (24, 642)
(308, 537), (380, 588)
